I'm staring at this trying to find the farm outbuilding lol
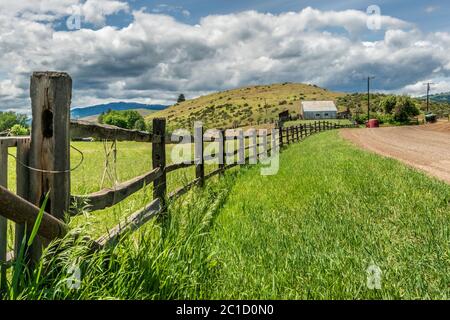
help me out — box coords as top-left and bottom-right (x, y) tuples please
(301, 101), (337, 120)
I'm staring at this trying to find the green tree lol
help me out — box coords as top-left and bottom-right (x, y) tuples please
(177, 94), (186, 103)
(393, 97), (420, 122)
(9, 124), (29, 136)
(0, 111), (28, 132)
(102, 110), (145, 130)
(379, 96), (397, 114)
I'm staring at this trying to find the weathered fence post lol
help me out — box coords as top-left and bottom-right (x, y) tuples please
(296, 126), (299, 141)
(237, 129), (245, 165)
(286, 127), (290, 144)
(0, 142), (7, 292)
(248, 129), (257, 164)
(218, 129), (226, 174)
(152, 118), (167, 213)
(314, 121), (317, 133)
(194, 124), (204, 187)
(29, 71), (72, 259)
(279, 125), (283, 148)
(260, 130), (268, 158)
(15, 139), (31, 256)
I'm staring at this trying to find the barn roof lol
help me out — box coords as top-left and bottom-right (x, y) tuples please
(301, 101), (337, 112)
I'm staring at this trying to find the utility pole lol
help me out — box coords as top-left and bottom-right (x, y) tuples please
(367, 76), (375, 120)
(424, 82), (433, 113)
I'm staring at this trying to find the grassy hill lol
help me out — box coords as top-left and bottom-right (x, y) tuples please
(146, 83), (344, 130)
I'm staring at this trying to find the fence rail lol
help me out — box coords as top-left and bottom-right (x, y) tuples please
(70, 167), (163, 213)
(0, 72), (356, 294)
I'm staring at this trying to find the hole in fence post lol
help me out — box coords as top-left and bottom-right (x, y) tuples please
(42, 109), (54, 138)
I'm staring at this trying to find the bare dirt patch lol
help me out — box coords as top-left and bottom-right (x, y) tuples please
(341, 122), (450, 184)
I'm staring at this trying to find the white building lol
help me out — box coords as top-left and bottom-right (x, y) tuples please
(301, 101), (337, 120)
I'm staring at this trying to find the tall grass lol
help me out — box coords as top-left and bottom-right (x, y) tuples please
(3, 175), (234, 300)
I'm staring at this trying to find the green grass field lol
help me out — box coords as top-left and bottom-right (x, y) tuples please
(5, 131), (449, 299)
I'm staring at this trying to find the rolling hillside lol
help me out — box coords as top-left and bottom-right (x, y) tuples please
(421, 92), (450, 104)
(146, 83), (344, 130)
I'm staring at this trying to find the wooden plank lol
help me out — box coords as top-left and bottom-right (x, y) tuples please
(0, 186), (68, 241)
(166, 162), (194, 173)
(70, 120), (153, 142)
(0, 142), (7, 291)
(71, 167), (162, 213)
(0, 137), (30, 148)
(72, 123), (198, 144)
(152, 118), (167, 214)
(95, 198), (161, 248)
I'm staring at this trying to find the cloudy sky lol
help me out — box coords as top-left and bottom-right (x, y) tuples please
(1, 0), (450, 113)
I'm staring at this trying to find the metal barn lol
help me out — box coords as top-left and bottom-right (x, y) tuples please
(301, 101), (337, 120)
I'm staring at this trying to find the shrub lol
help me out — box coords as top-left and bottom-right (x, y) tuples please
(379, 96), (397, 114)
(134, 119), (147, 131)
(100, 110), (145, 130)
(393, 97), (420, 122)
(10, 124), (29, 136)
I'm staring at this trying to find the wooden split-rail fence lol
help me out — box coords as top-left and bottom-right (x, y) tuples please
(0, 72), (354, 291)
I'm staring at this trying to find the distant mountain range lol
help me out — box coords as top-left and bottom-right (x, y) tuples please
(419, 93), (450, 103)
(71, 102), (167, 119)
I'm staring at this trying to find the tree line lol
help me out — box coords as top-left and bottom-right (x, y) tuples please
(0, 111), (29, 135)
(98, 109), (150, 131)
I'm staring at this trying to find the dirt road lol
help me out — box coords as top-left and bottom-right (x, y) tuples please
(341, 121), (450, 184)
